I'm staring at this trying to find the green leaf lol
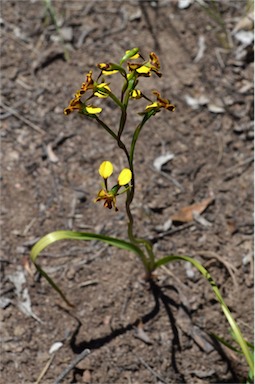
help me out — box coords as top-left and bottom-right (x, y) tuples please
(210, 332), (242, 354)
(30, 230), (147, 306)
(154, 254), (254, 375)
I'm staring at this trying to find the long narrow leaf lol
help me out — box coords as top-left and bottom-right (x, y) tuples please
(30, 230), (147, 306)
(154, 254), (254, 375)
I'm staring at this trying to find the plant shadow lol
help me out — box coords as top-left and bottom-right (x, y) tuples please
(67, 279), (241, 383)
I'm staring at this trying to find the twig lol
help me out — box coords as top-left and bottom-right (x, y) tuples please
(221, 156), (254, 175)
(158, 170), (184, 191)
(150, 165), (184, 192)
(0, 99), (30, 119)
(199, 251), (239, 289)
(54, 348), (90, 384)
(0, 102), (46, 134)
(35, 354), (55, 384)
(22, 218), (36, 236)
(137, 356), (167, 384)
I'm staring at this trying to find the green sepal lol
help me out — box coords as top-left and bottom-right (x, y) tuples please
(120, 48), (139, 65)
(109, 184), (120, 196)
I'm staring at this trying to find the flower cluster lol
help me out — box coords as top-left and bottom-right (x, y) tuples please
(64, 49), (175, 213)
(94, 161), (132, 212)
(63, 48), (175, 117)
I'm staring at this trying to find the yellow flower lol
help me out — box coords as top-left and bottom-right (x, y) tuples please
(95, 189), (118, 211)
(95, 161), (132, 211)
(127, 52), (162, 78)
(64, 97), (83, 115)
(97, 63), (119, 76)
(141, 91), (175, 115)
(80, 71), (94, 94)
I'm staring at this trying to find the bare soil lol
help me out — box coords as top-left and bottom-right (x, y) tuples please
(1, 1), (254, 383)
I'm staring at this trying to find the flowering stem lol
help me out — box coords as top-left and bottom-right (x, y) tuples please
(95, 82), (156, 272)
(123, 114), (156, 272)
(118, 91), (129, 142)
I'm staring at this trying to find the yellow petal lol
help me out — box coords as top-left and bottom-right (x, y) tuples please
(102, 70), (119, 76)
(118, 168), (132, 186)
(94, 91), (108, 98)
(130, 89), (142, 99)
(99, 161), (113, 179)
(129, 53), (140, 60)
(97, 83), (110, 90)
(145, 102), (159, 110)
(136, 65), (151, 74)
(85, 105), (102, 114)
(94, 84), (111, 98)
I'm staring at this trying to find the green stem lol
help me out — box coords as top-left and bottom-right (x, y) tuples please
(99, 79), (155, 271)
(123, 118), (155, 271)
(118, 92), (129, 141)
(94, 116), (130, 164)
(130, 114), (150, 165)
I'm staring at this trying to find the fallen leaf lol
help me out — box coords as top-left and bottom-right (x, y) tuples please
(234, 30), (254, 45)
(193, 35), (206, 63)
(207, 103), (225, 113)
(171, 197), (214, 223)
(153, 152), (174, 171)
(49, 341), (63, 354)
(8, 269), (42, 322)
(193, 212), (212, 227)
(184, 94), (209, 109)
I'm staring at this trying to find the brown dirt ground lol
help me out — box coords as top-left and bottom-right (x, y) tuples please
(1, 1), (254, 383)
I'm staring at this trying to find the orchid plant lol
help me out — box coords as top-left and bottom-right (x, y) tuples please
(30, 48), (253, 380)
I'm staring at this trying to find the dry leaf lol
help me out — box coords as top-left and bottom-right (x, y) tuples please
(233, 8), (254, 33)
(49, 341), (63, 354)
(46, 143), (59, 163)
(207, 103), (225, 113)
(171, 197), (214, 223)
(184, 94), (209, 109)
